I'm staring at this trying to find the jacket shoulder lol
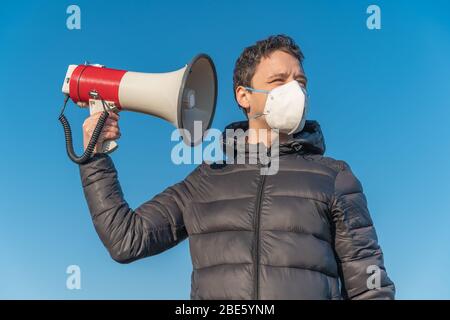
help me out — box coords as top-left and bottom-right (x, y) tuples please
(302, 154), (350, 175)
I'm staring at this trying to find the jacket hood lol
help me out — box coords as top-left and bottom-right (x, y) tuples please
(222, 120), (326, 156)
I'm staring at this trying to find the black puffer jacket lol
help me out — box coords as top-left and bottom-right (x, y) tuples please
(79, 120), (395, 300)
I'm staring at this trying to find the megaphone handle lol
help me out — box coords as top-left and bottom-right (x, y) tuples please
(89, 99), (119, 154)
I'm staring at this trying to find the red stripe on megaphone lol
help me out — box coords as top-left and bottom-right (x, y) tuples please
(69, 65), (127, 108)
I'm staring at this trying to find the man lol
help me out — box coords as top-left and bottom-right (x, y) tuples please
(79, 35), (395, 299)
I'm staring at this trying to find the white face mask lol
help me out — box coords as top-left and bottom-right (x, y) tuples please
(245, 80), (309, 135)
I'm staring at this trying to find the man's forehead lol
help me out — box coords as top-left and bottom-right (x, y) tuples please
(255, 52), (304, 78)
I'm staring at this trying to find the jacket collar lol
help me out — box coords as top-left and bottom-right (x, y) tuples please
(222, 119), (326, 156)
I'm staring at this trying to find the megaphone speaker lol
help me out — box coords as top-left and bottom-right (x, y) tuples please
(60, 54), (217, 162)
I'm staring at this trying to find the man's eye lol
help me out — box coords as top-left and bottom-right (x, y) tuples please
(269, 79), (283, 83)
(296, 80), (306, 88)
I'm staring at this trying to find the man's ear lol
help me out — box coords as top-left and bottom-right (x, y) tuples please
(235, 86), (251, 113)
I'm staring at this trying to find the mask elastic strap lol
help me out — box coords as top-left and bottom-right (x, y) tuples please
(244, 86), (270, 120)
(243, 86), (270, 94)
(248, 112), (267, 120)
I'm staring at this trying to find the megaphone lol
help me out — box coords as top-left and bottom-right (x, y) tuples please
(58, 54), (217, 164)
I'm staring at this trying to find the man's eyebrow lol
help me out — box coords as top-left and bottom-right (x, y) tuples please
(267, 72), (307, 83)
(267, 72), (289, 80)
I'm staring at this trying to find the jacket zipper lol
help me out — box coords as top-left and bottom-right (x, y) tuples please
(253, 168), (267, 300)
(253, 147), (272, 300)
(253, 147), (271, 300)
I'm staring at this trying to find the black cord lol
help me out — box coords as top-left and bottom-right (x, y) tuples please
(58, 95), (110, 164)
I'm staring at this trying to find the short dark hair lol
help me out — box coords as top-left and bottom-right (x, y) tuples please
(233, 34), (305, 116)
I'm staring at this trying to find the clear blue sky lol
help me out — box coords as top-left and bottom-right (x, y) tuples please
(0, 0), (449, 299)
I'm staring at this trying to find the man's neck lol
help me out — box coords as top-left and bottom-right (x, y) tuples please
(247, 119), (291, 146)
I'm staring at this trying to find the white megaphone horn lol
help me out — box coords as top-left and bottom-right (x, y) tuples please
(59, 54), (217, 164)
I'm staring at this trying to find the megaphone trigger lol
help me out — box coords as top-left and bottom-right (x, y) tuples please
(88, 97), (119, 154)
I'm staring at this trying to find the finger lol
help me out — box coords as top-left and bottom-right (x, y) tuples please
(85, 122), (115, 136)
(105, 119), (118, 126)
(102, 131), (121, 140)
(89, 111), (104, 120)
(107, 112), (120, 121)
(102, 125), (120, 133)
(102, 123), (119, 130)
(102, 126), (120, 135)
(92, 113), (116, 125)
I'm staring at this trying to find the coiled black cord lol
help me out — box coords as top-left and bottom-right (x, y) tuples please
(58, 95), (110, 164)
